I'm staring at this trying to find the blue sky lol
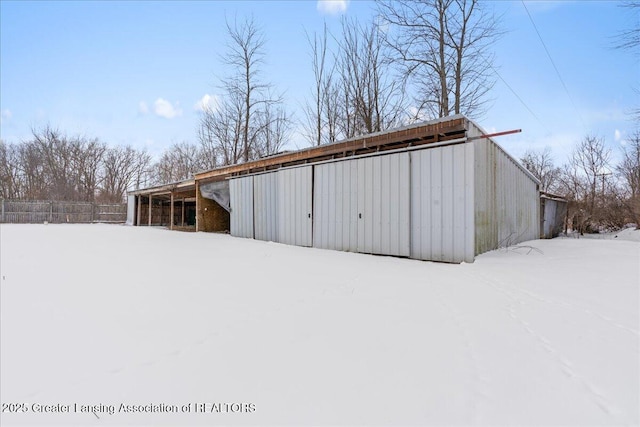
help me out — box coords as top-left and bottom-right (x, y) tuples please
(0, 0), (637, 167)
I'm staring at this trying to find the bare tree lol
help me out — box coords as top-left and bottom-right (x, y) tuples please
(303, 23), (336, 146)
(614, 1), (639, 52)
(26, 126), (110, 201)
(199, 93), (244, 166)
(0, 140), (22, 199)
(559, 135), (613, 232)
(31, 126), (74, 200)
(15, 140), (47, 200)
(197, 118), (218, 171)
(1, 127), (153, 204)
(153, 141), (208, 185)
(378, 0), (499, 119)
(616, 131), (640, 226)
(336, 17), (405, 138)
(571, 136), (612, 218)
(224, 16), (283, 162)
(198, 16), (288, 165)
(254, 101), (291, 158)
(613, 1), (640, 121)
(70, 136), (107, 202)
(520, 148), (561, 193)
(323, 74), (341, 144)
(99, 145), (151, 203)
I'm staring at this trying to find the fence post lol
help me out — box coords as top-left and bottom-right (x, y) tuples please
(1, 199), (4, 223)
(91, 202), (95, 223)
(49, 201), (53, 223)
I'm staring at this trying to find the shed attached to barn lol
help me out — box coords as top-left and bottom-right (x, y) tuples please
(540, 192), (568, 239)
(128, 115), (540, 263)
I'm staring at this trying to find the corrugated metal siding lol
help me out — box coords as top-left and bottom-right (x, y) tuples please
(542, 198), (556, 238)
(254, 172), (279, 241)
(474, 139), (539, 254)
(357, 154), (410, 256)
(410, 143), (475, 263)
(126, 195), (135, 225)
(229, 176), (254, 238)
(227, 119), (538, 262)
(313, 153), (410, 256)
(313, 160), (359, 251)
(278, 167), (313, 247)
(541, 197), (567, 238)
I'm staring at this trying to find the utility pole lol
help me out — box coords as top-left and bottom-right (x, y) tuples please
(595, 172), (612, 207)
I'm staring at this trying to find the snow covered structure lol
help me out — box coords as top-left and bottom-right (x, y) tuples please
(128, 115), (540, 263)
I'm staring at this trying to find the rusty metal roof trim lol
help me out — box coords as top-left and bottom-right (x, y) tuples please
(194, 115), (467, 182)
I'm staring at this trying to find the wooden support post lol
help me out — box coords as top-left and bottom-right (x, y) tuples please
(170, 192), (174, 230)
(49, 201), (53, 223)
(195, 181), (200, 232)
(136, 195), (141, 226)
(148, 194), (152, 226)
(160, 200), (164, 226)
(181, 197), (185, 227)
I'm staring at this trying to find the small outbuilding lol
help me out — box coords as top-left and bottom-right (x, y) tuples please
(540, 192), (568, 239)
(128, 115), (541, 263)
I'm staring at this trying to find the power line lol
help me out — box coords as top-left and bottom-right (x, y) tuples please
(521, 1), (588, 131)
(490, 64), (551, 134)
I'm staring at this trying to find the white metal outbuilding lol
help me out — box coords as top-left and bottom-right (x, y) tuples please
(228, 116), (540, 263)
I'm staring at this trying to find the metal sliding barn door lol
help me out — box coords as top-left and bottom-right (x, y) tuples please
(356, 153), (410, 256)
(314, 153), (410, 257)
(253, 172), (279, 242)
(229, 176), (254, 238)
(313, 160), (359, 252)
(278, 167), (313, 247)
(410, 144), (475, 263)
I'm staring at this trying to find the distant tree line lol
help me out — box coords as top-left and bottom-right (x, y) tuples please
(0, 126), (151, 203)
(521, 132), (640, 232)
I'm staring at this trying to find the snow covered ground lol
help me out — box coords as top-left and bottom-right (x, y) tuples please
(1, 224), (638, 426)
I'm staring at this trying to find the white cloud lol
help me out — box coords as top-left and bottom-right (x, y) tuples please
(154, 98), (182, 119)
(614, 129), (622, 142)
(0, 109), (12, 124)
(406, 106), (428, 124)
(584, 107), (627, 123)
(138, 101), (149, 115)
(317, 0), (348, 15)
(194, 94), (219, 112)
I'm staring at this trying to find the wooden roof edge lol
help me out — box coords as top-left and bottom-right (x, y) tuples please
(127, 179), (196, 196)
(540, 191), (568, 202)
(195, 117), (468, 182)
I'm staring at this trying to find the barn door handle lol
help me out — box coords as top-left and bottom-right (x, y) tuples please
(358, 213), (362, 219)
(308, 213), (311, 218)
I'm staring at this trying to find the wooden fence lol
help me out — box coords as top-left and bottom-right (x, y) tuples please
(0, 200), (127, 224)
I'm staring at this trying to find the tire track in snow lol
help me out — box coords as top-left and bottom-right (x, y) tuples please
(474, 270), (638, 338)
(464, 270), (624, 418)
